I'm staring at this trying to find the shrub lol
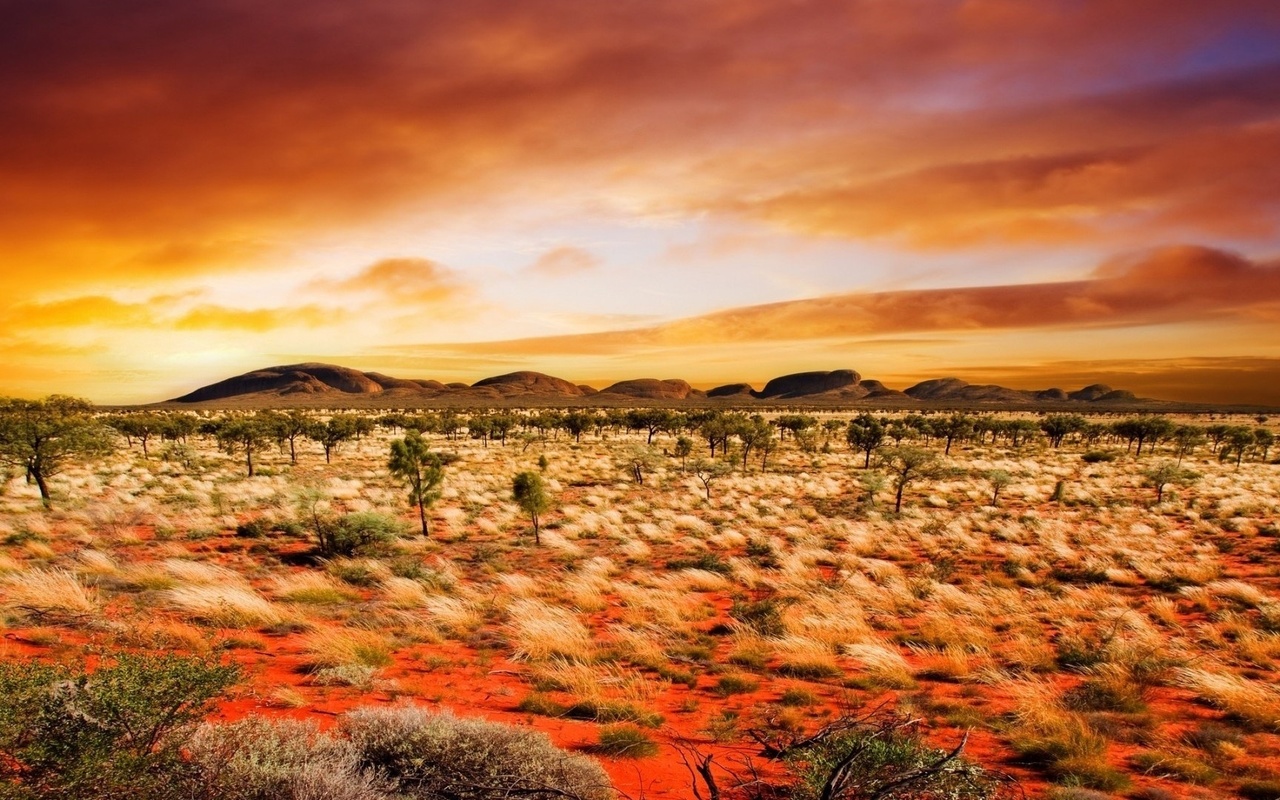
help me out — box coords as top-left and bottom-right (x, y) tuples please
(341, 705), (614, 799)
(714, 674), (760, 697)
(779, 688), (819, 707)
(730, 597), (787, 637)
(1081, 451), (1118, 463)
(186, 717), (387, 800)
(0, 653), (239, 800)
(591, 724), (660, 758)
(317, 512), (405, 557)
(785, 716), (1008, 800)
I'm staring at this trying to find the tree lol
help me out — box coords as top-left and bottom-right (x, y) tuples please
(985, 469), (1012, 507)
(1142, 461), (1199, 504)
(560, 411), (594, 443)
(627, 409), (674, 445)
(388, 432), (449, 537)
(214, 416), (269, 477)
(1221, 426), (1256, 467)
(105, 412), (167, 459)
(673, 436), (693, 470)
(690, 458), (732, 501)
(263, 409), (311, 464)
(307, 415), (357, 464)
(878, 446), (940, 513)
(0, 396), (115, 506)
(1254, 427), (1274, 462)
(937, 413), (974, 456)
(512, 471), (551, 545)
(1171, 425), (1206, 466)
(734, 417), (774, 470)
(1040, 414), (1085, 448)
(846, 413), (885, 468)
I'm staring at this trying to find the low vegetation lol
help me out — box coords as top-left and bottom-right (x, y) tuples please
(1, 399), (1278, 799)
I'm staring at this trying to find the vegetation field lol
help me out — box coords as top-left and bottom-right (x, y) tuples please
(1, 401), (1278, 799)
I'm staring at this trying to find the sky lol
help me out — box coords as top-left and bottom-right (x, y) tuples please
(3, 0), (1280, 405)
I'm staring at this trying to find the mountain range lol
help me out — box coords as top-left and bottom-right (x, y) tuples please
(165, 363), (1149, 408)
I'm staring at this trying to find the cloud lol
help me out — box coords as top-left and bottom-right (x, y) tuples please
(524, 246), (601, 277)
(1, 294), (344, 333)
(312, 258), (471, 306)
(3, 0), (1279, 292)
(173, 304), (343, 332)
(402, 245), (1280, 354)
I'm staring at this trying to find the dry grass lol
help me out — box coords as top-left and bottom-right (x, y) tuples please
(2, 568), (98, 617)
(164, 584), (284, 627)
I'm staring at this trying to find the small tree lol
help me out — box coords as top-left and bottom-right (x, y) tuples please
(0, 396), (115, 506)
(263, 409), (311, 464)
(307, 415), (357, 464)
(846, 413), (886, 468)
(985, 469), (1012, 507)
(878, 446), (940, 514)
(1143, 461), (1198, 504)
(690, 458), (732, 501)
(214, 416), (269, 477)
(388, 431), (449, 537)
(673, 436), (693, 471)
(512, 471), (551, 544)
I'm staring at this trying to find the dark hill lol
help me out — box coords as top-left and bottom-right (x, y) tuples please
(597, 378), (701, 400)
(472, 371), (587, 397)
(173, 363), (390, 403)
(168, 363), (1159, 408)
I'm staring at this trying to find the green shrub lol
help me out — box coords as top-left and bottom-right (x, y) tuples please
(0, 653), (239, 800)
(317, 512), (405, 557)
(591, 724), (660, 758)
(786, 717), (1007, 800)
(779, 688), (819, 707)
(714, 674), (760, 697)
(1081, 451), (1119, 463)
(730, 597), (787, 637)
(342, 705), (614, 799)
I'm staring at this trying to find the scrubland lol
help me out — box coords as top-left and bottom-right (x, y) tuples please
(1, 408), (1278, 799)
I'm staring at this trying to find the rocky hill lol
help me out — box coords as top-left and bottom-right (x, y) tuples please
(167, 363), (1156, 408)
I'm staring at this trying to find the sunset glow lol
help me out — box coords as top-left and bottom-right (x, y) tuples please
(4, 1), (1280, 404)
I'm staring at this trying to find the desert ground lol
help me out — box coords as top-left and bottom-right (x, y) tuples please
(2, 406), (1279, 800)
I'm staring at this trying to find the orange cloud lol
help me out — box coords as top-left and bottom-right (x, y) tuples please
(311, 258), (471, 306)
(3, 0), (1278, 292)
(525, 246), (601, 277)
(401, 246), (1280, 355)
(173, 304), (343, 332)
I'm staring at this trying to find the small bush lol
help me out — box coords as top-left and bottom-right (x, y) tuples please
(779, 688), (819, 707)
(0, 653), (239, 800)
(786, 716), (1008, 800)
(317, 512), (406, 557)
(730, 597), (787, 637)
(714, 674), (760, 697)
(592, 724), (660, 758)
(1082, 451), (1119, 463)
(342, 705), (614, 799)
(187, 717), (386, 800)
(1239, 779), (1280, 800)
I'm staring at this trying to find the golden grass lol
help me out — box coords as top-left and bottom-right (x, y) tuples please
(2, 568), (98, 617)
(508, 598), (594, 663)
(164, 584), (284, 627)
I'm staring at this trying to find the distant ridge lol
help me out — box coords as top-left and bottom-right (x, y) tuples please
(166, 363), (1165, 408)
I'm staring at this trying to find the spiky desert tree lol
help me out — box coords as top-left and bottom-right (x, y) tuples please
(388, 431), (449, 537)
(512, 470), (551, 545)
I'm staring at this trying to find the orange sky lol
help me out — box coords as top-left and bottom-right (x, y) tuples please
(3, 1), (1280, 404)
